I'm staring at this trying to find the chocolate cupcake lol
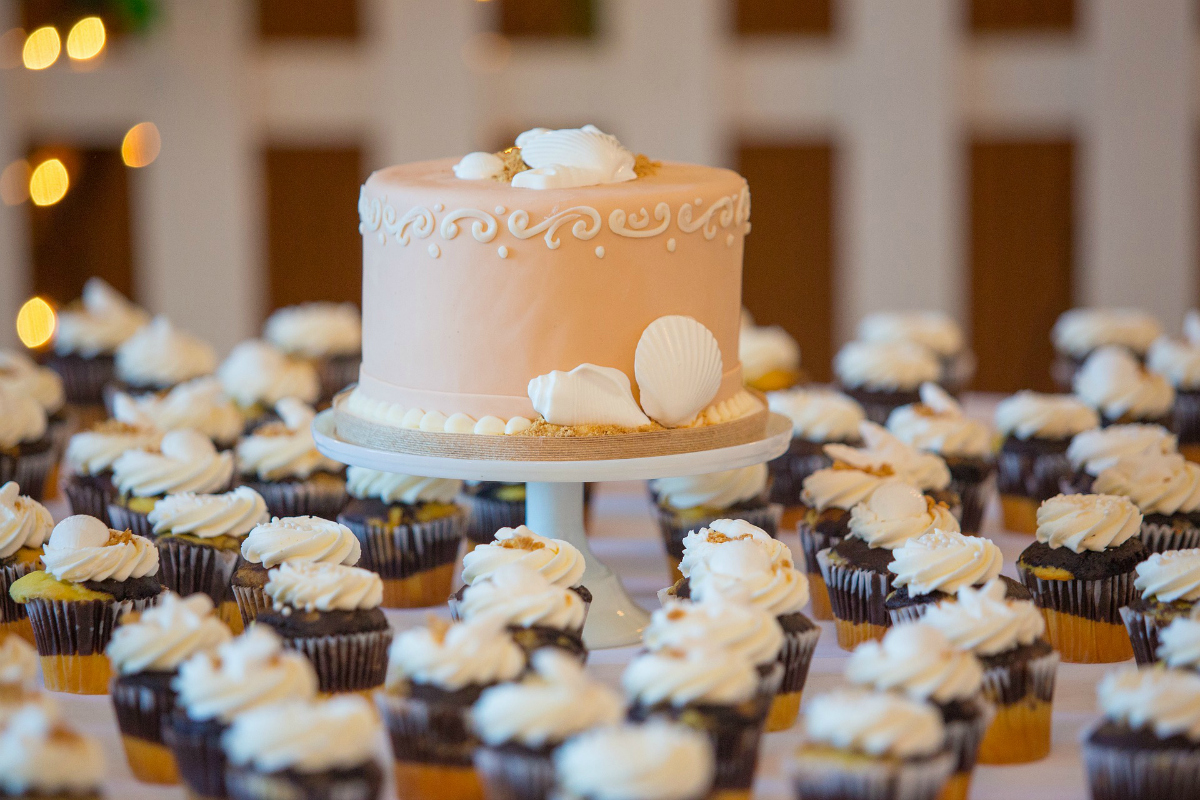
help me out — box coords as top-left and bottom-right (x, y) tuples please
(0, 705), (106, 800)
(1093, 453), (1200, 553)
(830, 422), (961, 519)
(0, 483), (52, 645)
(47, 277), (148, 408)
(1158, 616), (1200, 672)
(218, 339), (320, 429)
(817, 480), (959, 649)
(263, 302), (362, 404)
(379, 616), (525, 800)
(8, 515), (163, 694)
(107, 429), (236, 538)
(1148, 323), (1200, 461)
(921, 580), (1059, 764)
(739, 314), (803, 392)
(236, 398), (347, 519)
(994, 391), (1099, 533)
(106, 592), (232, 784)
(1120, 549), (1200, 664)
(460, 482), (526, 551)
(165, 627), (318, 800)
(255, 561), (392, 696)
(454, 525), (588, 618)
(471, 649), (623, 800)
(1084, 666), (1200, 800)
(846, 624), (993, 800)
(886, 383), (995, 533)
(232, 515), (361, 627)
(147, 487), (269, 633)
(857, 310), (975, 394)
(112, 376), (244, 450)
(1074, 345), (1175, 427)
(337, 467), (465, 608)
(457, 564), (587, 662)
(664, 518), (795, 601)
(1017, 493), (1147, 663)
(790, 688), (954, 800)
(885, 529), (1023, 625)
(554, 721), (715, 800)
(0, 385), (53, 503)
(63, 419), (161, 521)
(107, 316), (218, 409)
(0, 349), (69, 491)
(834, 339), (942, 424)
(648, 464), (780, 583)
(1061, 423), (1177, 495)
(1051, 307), (1161, 390)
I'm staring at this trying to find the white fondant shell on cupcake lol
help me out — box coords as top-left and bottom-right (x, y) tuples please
(634, 315), (723, 428)
(528, 364), (651, 428)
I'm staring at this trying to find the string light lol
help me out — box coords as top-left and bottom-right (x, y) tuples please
(22, 26), (60, 70)
(28, 159), (68, 206)
(65, 17), (105, 61)
(15, 297), (56, 348)
(121, 122), (161, 167)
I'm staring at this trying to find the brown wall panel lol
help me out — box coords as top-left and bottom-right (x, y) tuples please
(735, 0), (833, 36)
(497, 0), (597, 38)
(263, 146), (364, 315)
(969, 0), (1074, 33)
(737, 142), (835, 382)
(258, 0), (359, 40)
(969, 139), (1074, 392)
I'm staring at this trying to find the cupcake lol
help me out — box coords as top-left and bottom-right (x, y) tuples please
(256, 561), (392, 696)
(765, 388), (865, 528)
(1052, 307), (1161, 390)
(830, 422), (960, 513)
(112, 376), (244, 449)
(834, 339), (942, 424)
(858, 310), (974, 394)
(0, 483), (52, 644)
(471, 649), (623, 800)
(1158, 616), (1200, 671)
(218, 339), (320, 427)
(460, 482), (526, 551)
(263, 302), (362, 403)
(884, 528), (1027, 625)
(994, 391), (1100, 533)
(62, 419), (161, 521)
(0, 705), (105, 800)
(108, 316), (218, 407)
(236, 397), (347, 519)
(8, 515), (162, 694)
(1120, 549), (1200, 664)
(47, 277), (148, 408)
(846, 624), (992, 800)
(1074, 345), (1175, 427)
(223, 695), (383, 800)
(623, 645), (770, 798)
(147, 486), (269, 632)
(921, 579), (1058, 764)
(337, 466), (465, 608)
(1148, 318), (1200, 461)
(790, 688), (954, 800)
(379, 616), (525, 800)
(739, 313), (802, 392)
(553, 720), (715, 800)
(886, 383), (995, 533)
(1061, 423), (1177, 494)
(0, 384), (52, 502)
(1093, 453), (1200, 553)
(455, 525), (588, 615)
(0, 632), (54, 724)
(457, 564), (587, 662)
(816, 480), (959, 649)
(232, 515), (361, 626)
(106, 592), (232, 783)
(165, 626), (318, 800)
(1017, 493), (1146, 662)
(0, 349), (68, 487)
(666, 518), (795, 599)
(107, 428), (235, 537)
(1083, 666), (1200, 800)
(648, 463), (779, 582)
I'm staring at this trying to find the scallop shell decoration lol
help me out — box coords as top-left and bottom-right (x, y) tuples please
(635, 316), (724, 428)
(528, 364), (651, 429)
(511, 125), (637, 190)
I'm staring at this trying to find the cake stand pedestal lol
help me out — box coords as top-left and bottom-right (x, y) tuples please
(313, 409), (791, 648)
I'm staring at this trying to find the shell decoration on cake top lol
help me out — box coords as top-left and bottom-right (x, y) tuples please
(528, 364), (651, 429)
(453, 125), (637, 191)
(635, 315), (723, 428)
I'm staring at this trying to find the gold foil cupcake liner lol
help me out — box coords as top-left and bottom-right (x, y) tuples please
(1018, 568), (1137, 662)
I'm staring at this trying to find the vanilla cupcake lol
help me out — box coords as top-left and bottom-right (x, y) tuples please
(108, 429), (235, 537)
(0, 384), (52, 502)
(644, 599), (784, 684)
(454, 525), (588, 616)
(109, 316), (218, 406)
(1074, 345), (1175, 427)
(112, 375), (243, 449)
(1094, 453), (1200, 552)
(1158, 616), (1200, 671)
(264, 302), (362, 403)
(0, 349), (68, 480)
(62, 419), (161, 520)
(236, 397), (347, 519)
(1052, 307), (1161, 388)
(218, 339), (320, 425)
(648, 463), (779, 582)
(666, 517), (795, 599)
(994, 391), (1100, 533)
(1120, 549), (1200, 664)
(739, 313), (803, 391)
(554, 720), (715, 800)
(0, 633), (54, 725)
(858, 310), (974, 393)
(0, 705), (105, 800)
(458, 563), (587, 662)
(829, 422), (959, 511)
(1062, 423), (1177, 494)
(1149, 318), (1200, 460)
(834, 339), (942, 423)
(0, 483), (52, 644)
(48, 277), (148, 407)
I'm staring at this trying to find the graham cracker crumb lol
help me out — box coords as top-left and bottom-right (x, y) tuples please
(519, 419), (661, 438)
(252, 422), (292, 437)
(499, 535), (544, 551)
(107, 529), (135, 546)
(493, 147), (530, 182)
(91, 419), (149, 435)
(666, 608), (687, 621)
(634, 154), (660, 177)
(912, 404), (940, 418)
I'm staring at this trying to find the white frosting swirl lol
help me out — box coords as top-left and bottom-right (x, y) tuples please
(688, 539), (809, 616)
(0, 706), (105, 794)
(678, 518), (794, 580)
(768, 388), (864, 442)
(1148, 335), (1200, 390)
(848, 481), (960, 550)
(644, 599), (784, 667)
(1034, 493), (1142, 553)
(0, 384), (47, 448)
(240, 516), (361, 568)
(218, 340), (320, 408)
(858, 311), (965, 357)
(800, 463), (896, 513)
(834, 340), (940, 391)
(994, 391), (1100, 440)
(739, 323), (801, 384)
(1067, 424), (1177, 476)
(1134, 549), (1200, 603)
(886, 383), (992, 458)
(0, 482), (52, 560)
(649, 463), (767, 511)
(0, 633), (38, 688)
(920, 579), (1045, 656)
(264, 302), (361, 358)
(264, 561), (382, 612)
(1158, 617), (1200, 670)
(1098, 666), (1200, 742)
(237, 398), (344, 480)
(0, 350), (64, 415)
(149, 486), (269, 539)
(622, 646), (759, 707)
(1073, 346), (1174, 420)
(888, 529), (1003, 596)
(508, 125), (636, 190)
(112, 429), (234, 497)
(826, 422), (952, 491)
(106, 592), (231, 674)
(345, 466), (462, 505)
(386, 616), (525, 691)
(112, 376), (243, 444)
(846, 623), (984, 703)
(461, 525), (586, 588)
(554, 721), (714, 800)
(472, 650), (623, 748)
(458, 563), (586, 631)
(115, 316), (218, 387)
(174, 627), (318, 722)
(223, 696), (377, 774)
(40, 515), (159, 583)
(1053, 308), (1161, 357)
(1094, 453), (1200, 516)
(53, 278), (148, 357)
(65, 421), (161, 476)
(804, 689), (944, 758)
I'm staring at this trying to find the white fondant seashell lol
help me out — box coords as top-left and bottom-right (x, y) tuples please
(528, 364), (651, 428)
(511, 125), (636, 190)
(635, 315), (723, 428)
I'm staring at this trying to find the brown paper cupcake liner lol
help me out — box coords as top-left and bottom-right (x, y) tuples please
(111, 673), (177, 745)
(240, 477), (348, 520)
(1172, 389), (1200, 448)
(473, 745), (556, 800)
(25, 594), (160, 657)
(107, 503), (154, 538)
(797, 522), (842, 577)
(655, 503), (783, 563)
(156, 539), (239, 606)
(943, 697), (996, 776)
(164, 714), (228, 800)
(778, 620), (820, 695)
(460, 493), (525, 546)
(0, 559), (38, 625)
(816, 550), (893, 630)
(629, 699), (771, 792)
(226, 761), (384, 800)
(767, 442), (832, 508)
(1018, 567), (1136, 625)
(376, 691), (480, 768)
(341, 511), (465, 580)
(789, 749), (956, 800)
(996, 445), (1073, 505)
(231, 583), (271, 627)
(283, 629), (393, 694)
(48, 354), (117, 406)
(980, 649), (1059, 709)
(1084, 734), (1200, 800)
(1118, 605), (1182, 666)
(947, 466), (996, 536)
(888, 602), (934, 627)
(1139, 518), (1200, 554)
(64, 476), (113, 522)
(0, 445), (55, 503)
(509, 625), (587, 665)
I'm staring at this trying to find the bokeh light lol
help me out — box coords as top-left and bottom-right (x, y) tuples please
(66, 17), (105, 61)
(0, 160), (30, 206)
(15, 297), (56, 348)
(22, 26), (60, 70)
(122, 122), (161, 167)
(28, 159), (69, 206)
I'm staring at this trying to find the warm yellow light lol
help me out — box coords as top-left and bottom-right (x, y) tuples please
(121, 122), (161, 168)
(0, 160), (30, 206)
(66, 17), (105, 61)
(29, 159), (68, 206)
(16, 297), (56, 349)
(22, 26), (60, 70)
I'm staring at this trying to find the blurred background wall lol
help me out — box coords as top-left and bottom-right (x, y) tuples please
(0, 0), (1195, 392)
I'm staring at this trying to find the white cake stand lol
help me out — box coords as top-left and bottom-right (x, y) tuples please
(313, 409), (792, 648)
